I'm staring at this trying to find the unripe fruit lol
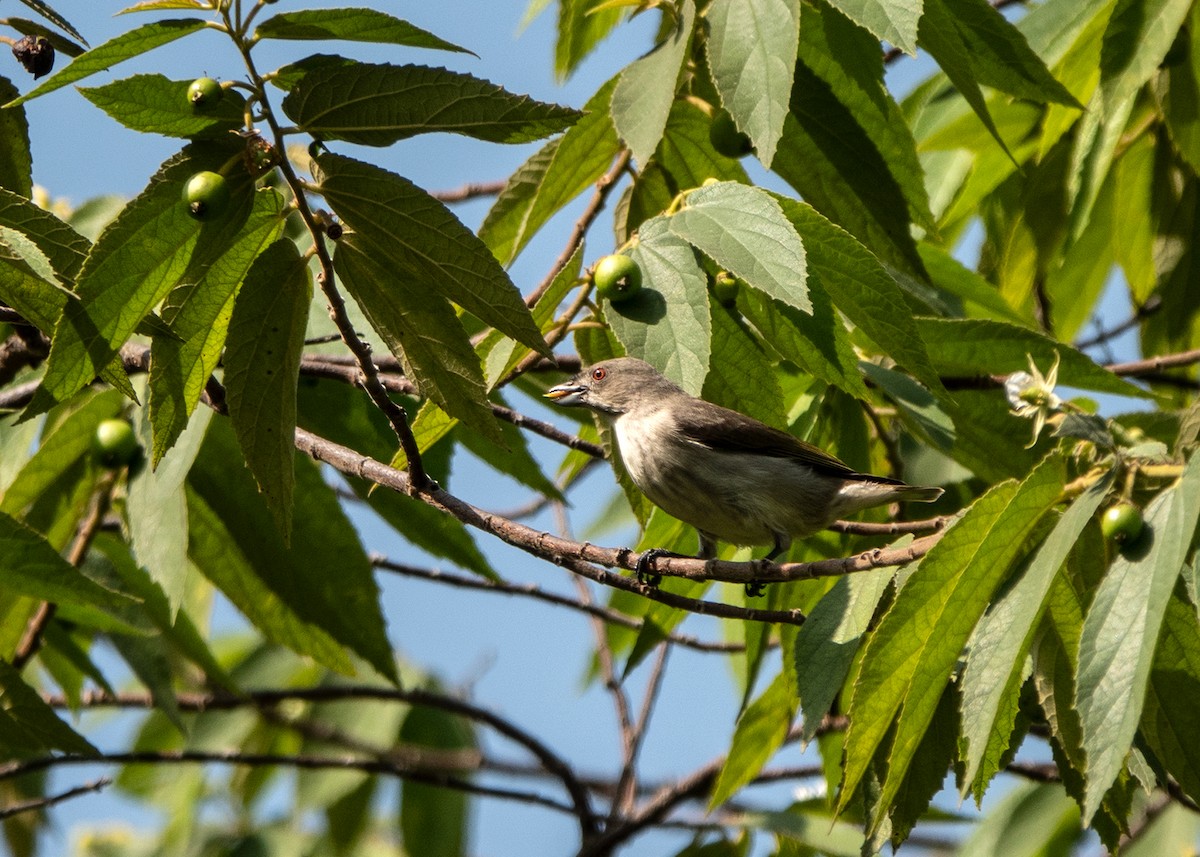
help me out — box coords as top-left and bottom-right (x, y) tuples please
(92, 419), (140, 469)
(713, 271), (738, 304)
(709, 111), (753, 159)
(593, 254), (642, 302)
(182, 171), (230, 220)
(187, 77), (222, 110)
(1101, 502), (1144, 545)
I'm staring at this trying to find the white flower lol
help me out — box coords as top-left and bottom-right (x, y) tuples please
(1005, 353), (1062, 448)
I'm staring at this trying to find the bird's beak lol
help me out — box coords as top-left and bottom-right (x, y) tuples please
(545, 382), (586, 406)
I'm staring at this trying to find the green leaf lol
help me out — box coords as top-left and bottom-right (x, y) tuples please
(670, 181), (809, 313)
(459, 395), (564, 502)
(555, 0), (624, 79)
(399, 703), (475, 857)
(0, 186), (89, 283)
(826, 0), (921, 56)
(917, 0), (1013, 160)
(1, 390), (122, 517)
(0, 510), (133, 613)
(1068, 0), (1192, 239)
(772, 61), (924, 275)
(4, 18), (208, 107)
(918, 243), (1029, 325)
(4, 16), (87, 58)
(709, 672), (797, 809)
(30, 141), (255, 413)
(334, 235), (500, 446)
(959, 474), (1109, 797)
(296, 378), (495, 578)
(282, 62), (580, 146)
(312, 153), (547, 355)
(1076, 453), (1200, 821)
(126, 405), (212, 618)
(738, 285), (867, 402)
(611, 215), (711, 395)
(705, 0), (798, 165)
(0, 76), (32, 196)
(702, 299), (786, 428)
(13, 0), (87, 45)
(915, 318), (1151, 399)
(955, 781), (1082, 857)
(224, 239), (312, 544)
(797, 1), (933, 231)
(610, 0), (695, 167)
(149, 187), (287, 463)
(80, 74), (247, 139)
(933, 0), (1080, 107)
(190, 420), (397, 683)
(839, 454), (1065, 823)
(480, 76), (621, 266)
(0, 660), (96, 756)
(185, 485), (354, 675)
(255, 8), (472, 54)
(1140, 590), (1200, 806)
(794, 568), (892, 743)
(774, 197), (943, 394)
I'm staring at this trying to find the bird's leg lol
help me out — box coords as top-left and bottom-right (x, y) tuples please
(746, 532), (791, 598)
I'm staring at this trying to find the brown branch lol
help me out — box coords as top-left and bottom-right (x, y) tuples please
(526, 149), (632, 309)
(613, 642), (670, 819)
(42, 685), (599, 834)
(430, 179), (507, 203)
(1106, 348), (1200, 377)
(295, 426), (818, 624)
(0, 777), (112, 820)
(224, 15), (429, 490)
(371, 557), (749, 653)
(0, 749), (574, 815)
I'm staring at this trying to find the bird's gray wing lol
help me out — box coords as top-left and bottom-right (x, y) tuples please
(674, 402), (905, 485)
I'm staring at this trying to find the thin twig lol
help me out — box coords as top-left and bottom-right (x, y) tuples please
(613, 642), (670, 818)
(371, 557), (748, 653)
(0, 777), (112, 820)
(430, 179), (507, 203)
(525, 149), (632, 310)
(13, 471), (116, 668)
(0, 750), (575, 816)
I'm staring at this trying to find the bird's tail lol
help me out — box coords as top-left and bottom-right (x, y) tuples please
(895, 485), (944, 503)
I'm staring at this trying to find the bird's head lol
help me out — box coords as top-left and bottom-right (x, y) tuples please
(544, 357), (682, 416)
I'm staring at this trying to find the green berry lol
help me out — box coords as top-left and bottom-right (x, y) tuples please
(593, 254), (642, 302)
(187, 77), (222, 110)
(182, 171), (231, 221)
(709, 111), (753, 159)
(92, 419), (140, 469)
(713, 271), (739, 304)
(1101, 502), (1144, 545)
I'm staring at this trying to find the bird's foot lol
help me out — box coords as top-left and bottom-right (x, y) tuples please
(634, 548), (677, 587)
(744, 581), (767, 598)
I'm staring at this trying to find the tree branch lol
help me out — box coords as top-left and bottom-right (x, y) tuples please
(372, 557), (750, 653)
(0, 777), (111, 820)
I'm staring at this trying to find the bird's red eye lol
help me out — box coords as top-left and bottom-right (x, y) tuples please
(591, 367), (607, 382)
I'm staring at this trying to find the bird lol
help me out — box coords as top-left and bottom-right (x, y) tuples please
(545, 357), (943, 594)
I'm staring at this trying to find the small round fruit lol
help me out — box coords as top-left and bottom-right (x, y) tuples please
(709, 111), (753, 159)
(187, 77), (222, 109)
(182, 171), (230, 221)
(1101, 502), (1144, 545)
(713, 271), (739, 304)
(92, 419), (139, 469)
(593, 254), (642, 302)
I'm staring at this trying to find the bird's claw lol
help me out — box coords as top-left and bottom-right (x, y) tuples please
(634, 548), (668, 587)
(744, 581), (767, 598)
